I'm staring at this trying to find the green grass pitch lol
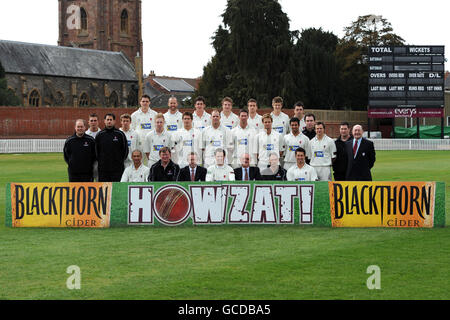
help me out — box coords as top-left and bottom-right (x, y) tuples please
(0, 151), (449, 300)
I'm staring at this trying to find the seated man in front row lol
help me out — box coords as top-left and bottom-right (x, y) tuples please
(148, 147), (180, 181)
(177, 152), (207, 182)
(206, 148), (235, 181)
(120, 150), (150, 182)
(234, 153), (262, 181)
(286, 147), (318, 182)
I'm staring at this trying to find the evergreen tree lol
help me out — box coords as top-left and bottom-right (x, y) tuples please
(196, 0), (297, 108)
(293, 28), (340, 109)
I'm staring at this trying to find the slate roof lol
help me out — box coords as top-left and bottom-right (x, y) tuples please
(0, 40), (137, 81)
(153, 77), (195, 92)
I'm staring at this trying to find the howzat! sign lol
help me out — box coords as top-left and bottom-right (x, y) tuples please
(6, 181), (445, 228)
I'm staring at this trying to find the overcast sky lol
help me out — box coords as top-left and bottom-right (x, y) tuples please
(0, 0), (447, 78)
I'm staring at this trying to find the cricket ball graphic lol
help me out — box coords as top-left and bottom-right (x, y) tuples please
(153, 186), (191, 225)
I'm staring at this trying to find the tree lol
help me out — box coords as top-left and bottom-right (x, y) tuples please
(0, 61), (20, 106)
(195, 0), (298, 107)
(336, 15), (405, 109)
(292, 28), (340, 108)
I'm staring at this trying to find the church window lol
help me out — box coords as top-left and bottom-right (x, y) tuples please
(29, 89), (41, 107)
(80, 8), (88, 31)
(79, 92), (90, 107)
(121, 10), (129, 34)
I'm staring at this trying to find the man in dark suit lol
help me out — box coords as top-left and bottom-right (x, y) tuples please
(234, 153), (262, 181)
(345, 125), (376, 181)
(177, 152), (207, 182)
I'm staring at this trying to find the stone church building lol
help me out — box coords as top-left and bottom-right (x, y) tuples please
(0, 0), (143, 108)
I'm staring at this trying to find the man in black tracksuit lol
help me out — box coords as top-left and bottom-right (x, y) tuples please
(332, 122), (352, 181)
(95, 113), (129, 182)
(63, 119), (96, 182)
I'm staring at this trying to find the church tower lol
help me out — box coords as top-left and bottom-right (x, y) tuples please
(58, 0), (143, 64)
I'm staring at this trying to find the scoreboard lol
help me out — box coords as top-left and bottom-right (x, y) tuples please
(368, 46), (445, 119)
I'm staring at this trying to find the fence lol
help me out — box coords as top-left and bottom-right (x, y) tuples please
(0, 139), (66, 153)
(371, 139), (450, 150)
(1, 138), (450, 154)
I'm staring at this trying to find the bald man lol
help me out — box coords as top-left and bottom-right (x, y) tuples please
(63, 119), (96, 182)
(345, 125), (376, 181)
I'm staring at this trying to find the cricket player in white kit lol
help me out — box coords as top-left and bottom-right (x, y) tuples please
(131, 95), (157, 152)
(192, 96), (211, 131)
(85, 113), (100, 181)
(292, 101), (307, 132)
(119, 113), (139, 169)
(256, 114), (285, 171)
(164, 97), (183, 132)
(206, 149), (235, 181)
(120, 150), (150, 182)
(172, 112), (203, 168)
(283, 117), (311, 170)
(309, 121), (337, 181)
(202, 110), (233, 168)
(270, 96), (290, 136)
(143, 113), (173, 167)
(247, 99), (263, 133)
(230, 109), (257, 168)
(286, 147), (318, 182)
(220, 97), (239, 130)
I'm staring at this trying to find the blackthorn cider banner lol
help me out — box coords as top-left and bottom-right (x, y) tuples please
(5, 181), (446, 228)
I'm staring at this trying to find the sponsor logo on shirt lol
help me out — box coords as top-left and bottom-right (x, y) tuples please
(211, 140), (222, 147)
(315, 151), (324, 157)
(225, 125), (233, 130)
(183, 140), (193, 147)
(141, 123), (152, 130)
(274, 127), (284, 133)
(239, 138), (248, 145)
(153, 145), (164, 151)
(266, 144), (274, 151)
(167, 125), (178, 131)
(296, 178), (306, 181)
(289, 145), (300, 152)
(127, 140), (132, 147)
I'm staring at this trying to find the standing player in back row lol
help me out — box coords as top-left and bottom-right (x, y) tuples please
(270, 96), (290, 136)
(131, 95), (157, 154)
(164, 96), (183, 132)
(247, 98), (263, 133)
(309, 122), (336, 181)
(192, 96), (211, 131)
(220, 97), (239, 130)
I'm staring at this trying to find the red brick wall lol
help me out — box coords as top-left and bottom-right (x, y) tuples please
(0, 107), (366, 139)
(0, 107), (138, 138)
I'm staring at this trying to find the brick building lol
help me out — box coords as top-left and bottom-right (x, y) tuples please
(58, 0), (143, 64)
(0, 40), (138, 108)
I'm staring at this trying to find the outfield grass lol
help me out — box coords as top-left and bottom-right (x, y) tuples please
(0, 151), (449, 300)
